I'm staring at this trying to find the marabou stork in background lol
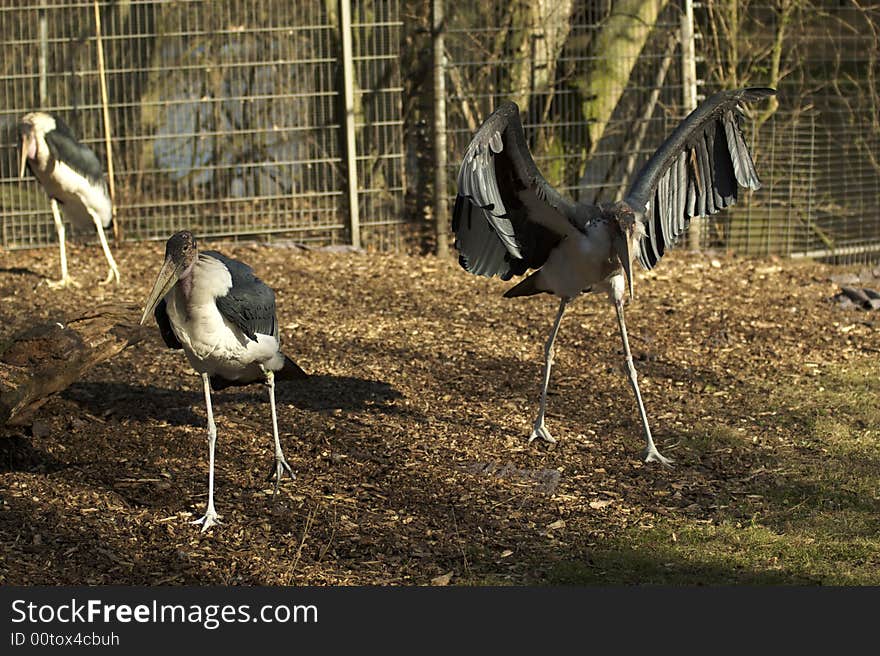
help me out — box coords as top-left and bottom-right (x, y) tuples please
(19, 112), (120, 287)
(140, 231), (307, 531)
(453, 87), (776, 466)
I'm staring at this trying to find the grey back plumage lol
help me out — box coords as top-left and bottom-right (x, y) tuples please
(43, 115), (107, 188)
(206, 251), (279, 342)
(625, 87), (775, 269)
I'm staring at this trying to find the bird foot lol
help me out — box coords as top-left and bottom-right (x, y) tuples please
(528, 422), (557, 445)
(45, 276), (79, 289)
(98, 267), (121, 286)
(642, 446), (674, 468)
(266, 455), (296, 495)
(191, 508), (221, 532)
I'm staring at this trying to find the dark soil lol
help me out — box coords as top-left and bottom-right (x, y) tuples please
(1, 240), (877, 585)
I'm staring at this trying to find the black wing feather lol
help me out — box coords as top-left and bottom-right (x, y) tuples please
(452, 101), (581, 280)
(206, 251), (278, 342)
(452, 194), (516, 278)
(626, 87), (775, 270)
(44, 115), (106, 186)
(154, 298), (183, 350)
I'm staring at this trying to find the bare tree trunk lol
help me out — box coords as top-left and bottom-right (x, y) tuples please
(578, 0), (669, 154)
(508, 0), (575, 110)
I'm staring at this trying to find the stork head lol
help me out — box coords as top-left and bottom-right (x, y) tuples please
(18, 112), (54, 178)
(610, 201), (643, 300)
(140, 231), (199, 325)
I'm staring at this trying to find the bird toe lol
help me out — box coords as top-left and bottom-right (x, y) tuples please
(45, 276), (79, 289)
(266, 456), (296, 495)
(528, 424), (557, 445)
(643, 447), (674, 468)
(191, 510), (221, 532)
(98, 268), (121, 286)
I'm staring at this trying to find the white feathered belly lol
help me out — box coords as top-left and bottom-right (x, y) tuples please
(539, 231), (620, 299)
(32, 160), (112, 231)
(166, 293), (283, 382)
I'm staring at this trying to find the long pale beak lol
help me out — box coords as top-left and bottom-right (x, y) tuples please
(19, 135), (30, 179)
(140, 257), (180, 325)
(614, 231), (635, 300)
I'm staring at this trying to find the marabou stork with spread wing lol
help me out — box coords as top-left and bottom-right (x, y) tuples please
(452, 87), (776, 466)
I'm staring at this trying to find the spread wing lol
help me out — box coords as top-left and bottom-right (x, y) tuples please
(625, 87), (776, 270)
(206, 251), (279, 342)
(452, 101), (583, 280)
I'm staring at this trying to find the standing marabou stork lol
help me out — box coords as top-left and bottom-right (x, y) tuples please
(452, 87), (776, 466)
(18, 112), (120, 287)
(140, 231), (307, 531)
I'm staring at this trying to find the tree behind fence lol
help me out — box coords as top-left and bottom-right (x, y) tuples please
(1, 1), (878, 265)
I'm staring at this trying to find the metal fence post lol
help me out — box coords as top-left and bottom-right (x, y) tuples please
(340, 0), (361, 249)
(432, 0), (448, 257)
(93, 0), (119, 241)
(39, 0), (48, 106)
(681, 0), (700, 251)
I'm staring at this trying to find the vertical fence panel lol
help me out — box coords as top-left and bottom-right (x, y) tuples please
(431, 0), (447, 256)
(350, 0), (407, 251)
(699, 1), (880, 265)
(0, 0), (406, 250)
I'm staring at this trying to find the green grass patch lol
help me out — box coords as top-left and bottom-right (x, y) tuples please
(547, 358), (880, 585)
(548, 518), (880, 585)
(676, 423), (747, 452)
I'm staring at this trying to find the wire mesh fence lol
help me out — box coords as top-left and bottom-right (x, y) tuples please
(1, 1), (878, 265)
(0, 0), (406, 250)
(707, 2), (880, 265)
(717, 110), (880, 263)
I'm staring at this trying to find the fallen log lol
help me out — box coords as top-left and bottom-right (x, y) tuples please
(0, 302), (150, 427)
